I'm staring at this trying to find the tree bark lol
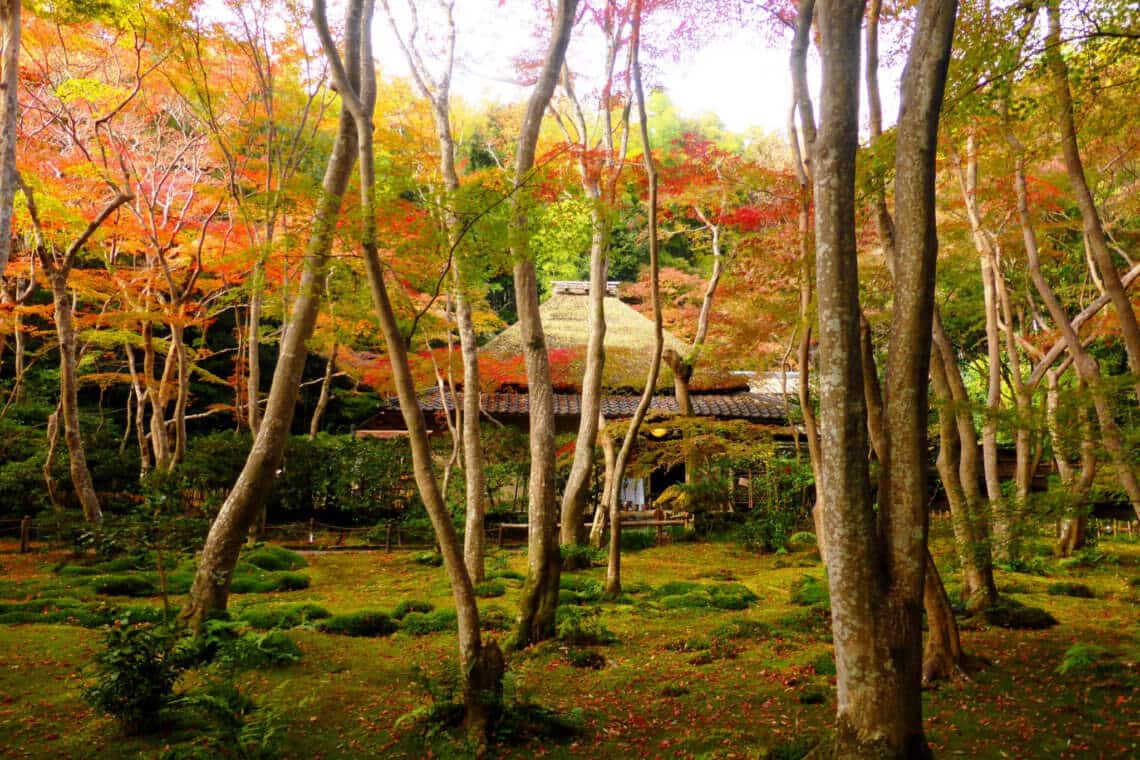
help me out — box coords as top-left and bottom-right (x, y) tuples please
(309, 343), (337, 438)
(508, 0), (579, 649)
(0, 0), (18, 276)
(181, 0), (363, 628)
(589, 415), (615, 549)
(1045, 2), (1140, 404)
(1048, 372), (1096, 557)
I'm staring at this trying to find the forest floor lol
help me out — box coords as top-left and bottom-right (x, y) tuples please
(0, 525), (1138, 759)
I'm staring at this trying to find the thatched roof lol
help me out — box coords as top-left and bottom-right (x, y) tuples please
(481, 284), (743, 392)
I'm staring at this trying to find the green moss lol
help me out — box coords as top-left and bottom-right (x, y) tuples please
(319, 611), (397, 637)
(473, 580), (506, 598)
(1046, 582), (1095, 598)
(237, 603), (330, 630)
(983, 598), (1058, 630)
(401, 609), (458, 636)
(789, 575), (829, 608)
(391, 600), (434, 620)
(91, 575), (157, 597)
(242, 545), (308, 572)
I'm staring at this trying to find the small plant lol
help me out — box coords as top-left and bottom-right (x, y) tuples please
(556, 606), (617, 645)
(392, 599), (435, 620)
(559, 575), (604, 605)
(562, 646), (606, 669)
(319, 611), (397, 637)
(1056, 644), (1110, 675)
(83, 620), (189, 735)
(689, 637), (740, 665)
(238, 603), (331, 630)
(711, 619), (771, 642)
(982, 598), (1058, 630)
(659, 683), (690, 697)
(216, 630), (303, 670)
(413, 552), (443, 567)
(401, 609), (458, 636)
(480, 606), (512, 632)
(1046, 582), (1095, 598)
(242, 545), (307, 572)
(561, 544), (602, 571)
(620, 529), (657, 552)
(810, 651), (837, 676)
(91, 575), (158, 597)
(474, 580), (506, 598)
(790, 575), (830, 609)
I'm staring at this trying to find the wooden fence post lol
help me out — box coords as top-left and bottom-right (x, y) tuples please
(308, 518), (315, 545)
(385, 524), (392, 553)
(20, 516), (31, 554)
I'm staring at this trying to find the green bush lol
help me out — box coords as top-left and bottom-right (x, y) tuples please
(790, 575), (830, 609)
(242, 546), (307, 572)
(319, 611), (397, 637)
(561, 544), (602, 571)
(92, 575), (158, 597)
(480, 606), (512, 632)
(619, 529), (657, 552)
(559, 575), (604, 605)
(556, 606), (616, 645)
(392, 600), (434, 620)
(1046, 582), (1095, 598)
(474, 580), (506, 598)
(982, 598), (1058, 630)
(216, 630), (303, 670)
(810, 652), (836, 676)
(1056, 644), (1111, 675)
(401, 609), (458, 636)
(83, 621), (189, 735)
(413, 552), (443, 567)
(237, 604), (330, 630)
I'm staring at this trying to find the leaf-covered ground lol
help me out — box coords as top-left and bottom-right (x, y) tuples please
(0, 528), (1137, 758)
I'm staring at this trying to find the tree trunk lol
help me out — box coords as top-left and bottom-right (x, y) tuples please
(247, 266), (263, 434)
(507, 0), (578, 649)
(1045, 2), (1140, 404)
(922, 550), (963, 684)
(50, 274), (102, 523)
(559, 215), (608, 546)
(814, 0), (956, 754)
(0, 0), (18, 275)
(170, 322), (189, 470)
(309, 343), (337, 438)
(180, 0), (363, 626)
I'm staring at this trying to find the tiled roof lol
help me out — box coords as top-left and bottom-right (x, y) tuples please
(412, 391), (788, 422)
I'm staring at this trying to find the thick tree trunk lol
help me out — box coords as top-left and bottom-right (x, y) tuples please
(1045, 3), (1140, 404)
(50, 274), (102, 524)
(181, 0), (363, 626)
(922, 550), (963, 684)
(814, 0), (955, 755)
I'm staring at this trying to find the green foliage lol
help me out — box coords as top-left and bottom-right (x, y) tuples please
(555, 606), (617, 645)
(480, 606), (512, 632)
(229, 571), (310, 594)
(558, 575), (605, 605)
(83, 621), (189, 735)
(1046, 582), (1096, 599)
(473, 580), (506, 598)
(215, 630), (303, 670)
(319, 611), (397, 637)
(401, 610), (458, 636)
(237, 604), (330, 630)
(561, 647), (606, 670)
(560, 544), (602, 570)
(660, 592), (711, 610)
(392, 600), (435, 620)
(789, 575), (830, 609)
(413, 552), (443, 567)
(708, 583), (759, 610)
(91, 575), (158, 597)
(0, 598), (166, 627)
(711, 619), (771, 642)
(810, 652), (837, 676)
(1056, 644), (1110, 676)
(242, 546), (307, 572)
(788, 532), (817, 550)
(982, 598), (1058, 630)
(619, 529), (657, 552)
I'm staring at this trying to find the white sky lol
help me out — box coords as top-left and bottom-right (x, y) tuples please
(370, 3), (902, 139)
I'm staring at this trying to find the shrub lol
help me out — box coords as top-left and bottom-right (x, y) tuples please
(1056, 644), (1112, 675)
(401, 609), (458, 636)
(413, 552), (443, 567)
(91, 575), (158, 597)
(709, 583), (758, 610)
(559, 575), (604, 605)
(561, 544), (601, 571)
(790, 575), (830, 609)
(788, 532), (817, 550)
(1046, 582), (1095, 599)
(242, 546), (307, 572)
(810, 652), (836, 676)
(319, 611), (397, 637)
(711, 619), (771, 642)
(238, 604), (330, 630)
(480, 606), (512, 632)
(216, 630), (303, 670)
(556, 606), (617, 645)
(391, 600), (434, 620)
(563, 647), (606, 669)
(474, 580), (506, 598)
(982, 598), (1058, 630)
(620, 529), (657, 552)
(83, 621), (188, 735)
(660, 593), (711, 610)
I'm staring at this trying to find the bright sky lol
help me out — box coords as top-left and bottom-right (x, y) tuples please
(367, 2), (905, 141)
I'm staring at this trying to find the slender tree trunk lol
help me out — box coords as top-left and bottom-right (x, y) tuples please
(1007, 122), (1140, 522)
(560, 215), (608, 546)
(1045, 3), (1140, 403)
(50, 274), (102, 523)
(246, 266), (263, 434)
(589, 415), (615, 549)
(1049, 372), (1096, 557)
(508, 0), (578, 650)
(180, 0), (363, 626)
(43, 406), (62, 512)
(309, 343), (337, 438)
(0, 0), (18, 276)
(605, 6), (663, 598)
(170, 323), (189, 470)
